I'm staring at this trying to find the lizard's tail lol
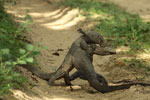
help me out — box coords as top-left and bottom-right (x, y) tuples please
(19, 64), (53, 81)
(87, 76), (150, 93)
(90, 81), (150, 93)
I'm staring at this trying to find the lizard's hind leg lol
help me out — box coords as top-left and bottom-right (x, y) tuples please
(97, 73), (108, 86)
(70, 71), (108, 86)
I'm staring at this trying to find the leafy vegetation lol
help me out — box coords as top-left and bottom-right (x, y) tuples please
(124, 58), (150, 71)
(0, 0), (44, 96)
(123, 57), (150, 79)
(61, 0), (150, 53)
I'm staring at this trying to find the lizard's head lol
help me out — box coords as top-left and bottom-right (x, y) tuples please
(94, 45), (116, 55)
(85, 44), (116, 56)
(86, 32), (105, 47)
(77, 29), (105, 47)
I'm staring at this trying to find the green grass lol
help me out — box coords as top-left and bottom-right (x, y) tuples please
(60, 0), (150, 53)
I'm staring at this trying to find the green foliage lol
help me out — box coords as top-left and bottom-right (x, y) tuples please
(0, 2), (44, 96)
(0, 9), (24, 95)
(0, 65), (26, 95)
(0, 42), (45, 96)
(61, 0), (150, 53)
(124, 58), (150, 71)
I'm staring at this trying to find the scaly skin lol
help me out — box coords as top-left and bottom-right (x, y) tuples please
(47, 29), (106, 86)
(71, 44), (150, 93)
(20, 29), (150, 93)
(20, 44), (150, 93)
(69, 71), (108, 86)
(20, 44), (115, 86)
(20, 29), (106, 85)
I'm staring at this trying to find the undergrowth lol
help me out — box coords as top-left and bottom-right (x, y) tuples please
(60, 0), (150, 53)
(0, 0), (45, 96)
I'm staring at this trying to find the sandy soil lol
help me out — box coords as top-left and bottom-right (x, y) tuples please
(4, 0), (150, 100)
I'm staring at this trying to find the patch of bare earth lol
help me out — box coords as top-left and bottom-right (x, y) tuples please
(4, 0), (150, 100)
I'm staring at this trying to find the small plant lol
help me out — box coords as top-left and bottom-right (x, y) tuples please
(1, 43), (46, 66)
(0, 64), (26, 95)
(0, 41), (46, 96)
(0, 42), (46, 96)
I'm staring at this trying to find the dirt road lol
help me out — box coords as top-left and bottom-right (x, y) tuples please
(5, 0), (150, 100)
